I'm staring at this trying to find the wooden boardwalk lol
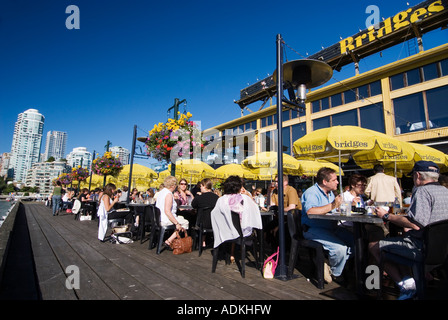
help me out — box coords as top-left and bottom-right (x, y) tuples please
(2, 202), (349, 301)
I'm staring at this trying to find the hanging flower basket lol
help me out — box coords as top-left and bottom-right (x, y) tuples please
(145, 112), (205, 163)
(92, 151), (123, 177)
(71, 166), (90, 183)
(54, 173), (72, 186)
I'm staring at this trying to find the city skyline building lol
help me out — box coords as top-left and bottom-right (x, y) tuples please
(8, 109), (45, 182)
(109, 146), (130, 165)
(66, 147), (92, 169)
(25, 160), (71, 196)
(43, 130), (67, 161)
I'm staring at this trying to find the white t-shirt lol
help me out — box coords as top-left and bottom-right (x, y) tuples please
(155, 188), (178, 224)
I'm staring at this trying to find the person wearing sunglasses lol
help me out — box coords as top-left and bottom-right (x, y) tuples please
(175, 178), (196, 227)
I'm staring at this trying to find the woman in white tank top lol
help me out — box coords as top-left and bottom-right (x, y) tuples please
(155, 176), (189, 248)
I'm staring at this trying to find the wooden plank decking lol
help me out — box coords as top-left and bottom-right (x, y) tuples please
(2, 202), (447, 307)
(4, 202), (346, 301)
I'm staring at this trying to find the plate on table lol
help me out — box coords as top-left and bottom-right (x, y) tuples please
(349, 212), (364, 215)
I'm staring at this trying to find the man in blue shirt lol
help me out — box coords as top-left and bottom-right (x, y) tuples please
(301, 167), (354, 281)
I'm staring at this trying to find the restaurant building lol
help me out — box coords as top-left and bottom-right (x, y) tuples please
(202, 0), (448, 170)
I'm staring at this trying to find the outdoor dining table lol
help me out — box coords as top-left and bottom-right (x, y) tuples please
(308, 212), (383, 297)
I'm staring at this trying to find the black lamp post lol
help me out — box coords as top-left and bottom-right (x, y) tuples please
(273, 34), (332, 280)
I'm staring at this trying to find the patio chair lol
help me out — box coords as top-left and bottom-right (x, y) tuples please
(192, 206), (213, 256)
(147, 205), (176, 254)
(287, 209), (326, 289)
(380, 219), (448, 299)
(138, 205), (153, 244)
(211, 210), (260, 278)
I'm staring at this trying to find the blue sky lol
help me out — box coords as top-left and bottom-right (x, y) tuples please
(1, 0), (447, 167)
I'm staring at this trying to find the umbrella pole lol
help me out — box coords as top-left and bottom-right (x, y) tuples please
(339, 150), (343, 196)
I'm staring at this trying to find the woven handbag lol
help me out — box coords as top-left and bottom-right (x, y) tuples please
(170, 230), (193, 255)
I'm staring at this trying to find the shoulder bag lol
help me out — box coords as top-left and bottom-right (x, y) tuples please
(170, 230), (193, 255)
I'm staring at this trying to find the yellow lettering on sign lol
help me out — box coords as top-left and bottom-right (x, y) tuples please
(428, 0), (445, 13)
(376, 17), (392, 38)
(367, 26), (376, 41)
(354, 33), (367, 47)
(340, 37), (355, 53)
(393, 9), (412, 31)
(410, 8), (428, 23)
(338, 0), (446, 55)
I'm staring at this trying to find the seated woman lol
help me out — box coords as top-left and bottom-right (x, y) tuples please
(97, 183), (133, 241)
(343, 174), (386, 251)
(62, 189), (74, 212)
(156, 176), (189, 249)
(175, 178), (196, 226)
(191, 178), (220, 247)
(211, 175), (263, 262)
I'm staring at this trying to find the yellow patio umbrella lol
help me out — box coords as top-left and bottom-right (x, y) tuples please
(118, 164), (157, 179)
(297, 160), (344, 177)
(157, 160), (214, 185)
(114, 164), (157, 188)
(293, 126), (403, 194)
(354, 141), (448, 175)
(353, 139), (415, 176)
(241, 152), (301, 180)
(175, 159), (216, 179)
(408, 142), (448, 170)
(89, 174), (116, 189)
(215, 163), (258, 180)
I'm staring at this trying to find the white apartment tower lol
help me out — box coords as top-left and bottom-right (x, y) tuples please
(44, 131), (67, 161)
(109, 146), (130, 165)
(67, 147), (92, 169)
(9, 109), (45, 182)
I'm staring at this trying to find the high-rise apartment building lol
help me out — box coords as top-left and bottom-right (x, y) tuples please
(25, 161), (71, 196)
(43, 131), (67, 161)
(9, 109), (45, 182)
(109, 146), (130, 165)
(66, 147), (92, 169)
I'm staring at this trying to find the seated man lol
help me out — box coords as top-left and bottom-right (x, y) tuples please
(370, 161), (448, 300)
(301, 167), (354, 282)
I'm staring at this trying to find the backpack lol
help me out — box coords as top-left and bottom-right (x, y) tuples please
(262, 246), (279, 279)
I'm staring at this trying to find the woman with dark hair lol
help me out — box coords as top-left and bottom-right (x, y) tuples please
(342, 174), (368, 209)
(211, 176), (262, 262)
(97, 183), (133, 241)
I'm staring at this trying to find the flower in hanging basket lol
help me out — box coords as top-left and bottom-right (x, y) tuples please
(71, 166), (90, 182)
(92, 151), (123, 176)
(145, 112), (205, 163)
(53, 173), (72, 186)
